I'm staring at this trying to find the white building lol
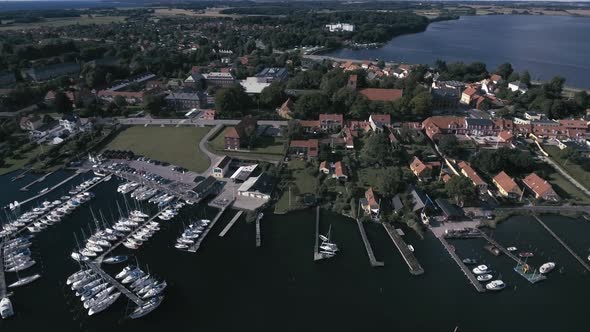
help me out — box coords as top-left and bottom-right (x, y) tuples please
(239, 77), (271, 94)
(508, 81), (528, 94)
(325, 23), (355, 32)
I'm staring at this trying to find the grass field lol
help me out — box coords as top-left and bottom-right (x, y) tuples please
(274, 159), (317, 213)
(209, 127), (286, 162)
(544, 145), (590, 190)
(0, 145), (46, 176)
(106, 126), (211, 173)
(0, 16), (127, 31)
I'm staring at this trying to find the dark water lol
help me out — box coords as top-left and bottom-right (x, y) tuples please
(1, 170), (589, 331)
(325, 15), (590, 89)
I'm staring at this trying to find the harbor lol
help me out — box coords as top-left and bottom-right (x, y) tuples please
(382, 224), (423, 275)
(356, 220), (384, 267)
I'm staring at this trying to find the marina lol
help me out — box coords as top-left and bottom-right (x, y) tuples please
(382, 224), (424, 275)
(438, 236), (486, 293)
(16, 170), (87, 207)
(356, 220), (384, 267)
(218, 210), (243, 237)
(187, 200), (232, 253)
(85, 262), (144, 306)
(19, 170), (56, 192)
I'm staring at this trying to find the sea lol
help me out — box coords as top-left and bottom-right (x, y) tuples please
(324, 15), (590, 89)
(0, 170), (589, 331)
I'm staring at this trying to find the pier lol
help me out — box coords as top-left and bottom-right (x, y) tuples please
(96, 209), (166, 263)
(86, 262), (144, 306)
(356, 220), (384, 267)
(218, 210), (243, 237)
(19, 170), (56, 191)
(478, 232), (525, 266)
(17, 170), (86, 206)
(533, 215), (590, 272)
(255, 213), (261, 247)
(187, 202), (232, 253)
(382, 224), (423, 275)
(438, 237), (486, 293)
(0, 243), (7, 299)
(313, 206), (323, 261)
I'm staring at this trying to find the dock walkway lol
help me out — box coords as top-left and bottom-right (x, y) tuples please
(0, 244), (7, 298)
(382, 224), (423, 275)
(255, 213), (261, 247)
(356, 220), (384, 267)
(20, 170), (56, 191)
(18, 170), (85, 206)
(313, 207), (323, 261)
(438, 237), (485, 293)
(219, 210), (243, 237)
(187, 202), (231, 253)
(478, 232), (525, 266)
(533, 215), (590, 272)
(96, 209), (165, 263)
(86, 262), (144, 306)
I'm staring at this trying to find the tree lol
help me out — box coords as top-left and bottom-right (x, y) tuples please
(410, 91), (432, 117)
(573, 91), (589, 111)
(446, 176), (476, 206)
(543, 76), (565, 99)
(259, 81), (286, 108)
(360, 132), (391, 166)
(283, 119), (302, 140)
(294, 92), (329, 119)
(142, 95), (164, 116)
(54, 91), (73, 113)
(520, 70), (531, 87)
(113, 95), (127, 109)
(438, 135), (461, 158)
(215, 85), (250, 116)
(494, 63), (513, 79)
(380, 167), (404, 195)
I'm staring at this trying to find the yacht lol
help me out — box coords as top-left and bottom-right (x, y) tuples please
(88, 292), (121, 316)
(462, 258), (477, 265)
(0, 298), (14, 319)
(407, 245), (415, 252)
(80, 283), (110, 302)
(540, 262), (556, 274)
(518, 252), (534, 258)
(175, 243), (188, 250)
(67, 270), (92, 285)
(477, 274), (493, 282)
(116, 266), (134, 279)
(130, 275), (151, 290)
(83, 286), (115, 309)
(103, 255), (128, 265)
(142, 281), (167, 299)
(129, 296), (164, 319)
(472, 265), (490, 275)
(486, 280), (506, 291)
(122, 270), (145, 284)
(8, 274), (41, 288)
(6, 260), (36, 272)
(70, 252), (89, 262)
(318, 234), (329, 242)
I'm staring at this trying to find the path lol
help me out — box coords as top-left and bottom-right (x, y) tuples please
(199, 124), (223, 176)
(539, 154), (590, 197)
(0, 243), (7, 298)
(495, 205), (590, 214)
(356, 220), (384, 267)
(382, 224), (423, 275)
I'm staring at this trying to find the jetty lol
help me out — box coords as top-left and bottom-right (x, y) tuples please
(438, 237), (485, 293)
(356, 220), (384, 267)
(187, 202), (232, 253)
(218, 210), (243, 237)
(382, 224), (423, 275)
(478, 232), (525, 266)
(533, 215), (590, 273)
(313, 206), (323, 261)
(96, 209), (166, 263)
(255, 213), (261, 247)
(0, 243), (7, 299)
(18, 170), (87, 206)
(86, 262), (144, 306)
(19, 170), (56, 191)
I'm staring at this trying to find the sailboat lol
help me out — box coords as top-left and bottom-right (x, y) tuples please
(8, 273), (41, 288)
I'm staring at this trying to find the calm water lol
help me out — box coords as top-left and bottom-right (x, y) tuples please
(325, 15), (590, 88)
(1, 170), (589, 331)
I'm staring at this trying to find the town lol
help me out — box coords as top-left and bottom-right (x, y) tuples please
(0, 0), (590, 327)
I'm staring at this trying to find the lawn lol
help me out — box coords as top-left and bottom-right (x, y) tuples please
(0, 16), (127, 31)
(274, 159), (318, 213)
(544, 145), (590, 190)
(209, 126), (286, 161)
(105, 126), (211, 173)
(0, 145), (46, 176)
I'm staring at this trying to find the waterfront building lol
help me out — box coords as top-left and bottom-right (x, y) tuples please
(212, 156), (232, 178)
(493, 171), (523, 199)
(522, 173), (560, 202)
(224, 117), (257, 150)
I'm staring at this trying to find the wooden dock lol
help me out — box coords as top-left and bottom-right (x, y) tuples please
(19, 170), (56, 191)
(255, 213), (261, 247)
(17, 170), (86, 206)
(187, 204), (230, 253)
(533, 215), (590, 272)
(478, 232), (525, 266)
(96, 209), (166, 263)
(356, 220), (384, 267)
(219, 210), (243, 237)
(86, 262), (144, 306)
(382, 224), (423, 275)
(438, 237), (486, 293)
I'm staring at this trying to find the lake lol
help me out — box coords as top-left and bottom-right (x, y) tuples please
(324, 15), (590, 89)
(1, 170), (589, 331)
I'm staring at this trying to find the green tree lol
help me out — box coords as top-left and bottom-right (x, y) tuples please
(543, 76), (565, 99)
(494, 63), (513, 79)
(438, 135), (462, 158)
(410, 91), (432, 117)
(113, 95), (127, 109)
(142, 95), (164, 116)
(259, 81), (286, 108)
(360, 132), (391, 166)
(54, 91), (73, 113)
(294, 92), (329, 119)
(215, 85), (250, 116)
(520, 71), (531, 86)
(446, 176), (476, 206)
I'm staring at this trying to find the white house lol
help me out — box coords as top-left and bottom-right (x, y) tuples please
(325, 23), (355, 32)
(508, 81), (528, 94)
(239, 77), (271, 95)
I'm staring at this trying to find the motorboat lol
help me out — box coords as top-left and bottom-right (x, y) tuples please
(477, 274), (493, 282)
(67, 270), (91, 285)
(142, 281), (167, 299)
(462, 258), (477, 265)
(407, 245), (415, 252)
(0, 298), (14, 319)
(122, 270), (145, 284)
(8, 274), (41, 288)
(6, 259), (36, 272)
(519, 252), (534, 258)
(103, 255), (128, 265)
(507, 247), (517, 251)
(83, 286), (115, 308)
(80, 283), (110, 302)
(129, 296), (163, 319)
(71, 251), (89, 262)
(486, 280), (506, 291)
(472, 265), (490, 275)
(540, 262), (556, 274)
(116, 266), (134, 279)
(131, 275), (151, 290)
(175, 243), (188, 250)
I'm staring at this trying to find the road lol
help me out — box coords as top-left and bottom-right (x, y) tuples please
(539, 154), (590, 197)
(199, 124), (223, 176)
(115, 117), (288, 127)
(495, 205), (590, 214)
(302, 54), (398, 67)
